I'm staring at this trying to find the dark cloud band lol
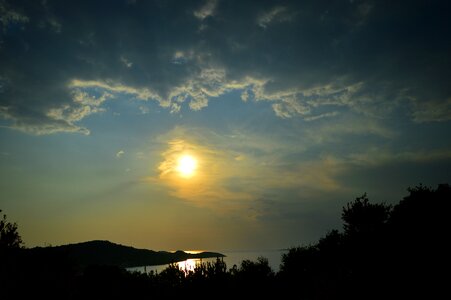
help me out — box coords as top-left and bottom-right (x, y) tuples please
(1, 0), (450, 134)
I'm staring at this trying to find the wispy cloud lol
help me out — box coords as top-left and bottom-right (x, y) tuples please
(46, 90), (110, 123)
(68, 80), (160, 102)
(116, 150), (125, 158)
(0, 106), (91, 135)
(304, 114), (398, 144)
(193, 0), (217, 20)
(120, 56), (133, 68)
(138, 106), (149, 114)
(148, 126), (348, 215)
(411, 97), (451, 123)
(257, 6), (294, 29)
(347, 148), (451, 167)
(0, 1), (29, 28)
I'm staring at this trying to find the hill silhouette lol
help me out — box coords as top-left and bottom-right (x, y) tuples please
(28, 240), (224, 268)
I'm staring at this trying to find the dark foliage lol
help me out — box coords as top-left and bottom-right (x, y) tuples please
(0, 209), (23, 249)
(342, 193), (391, 236)
(279, 183), (450, 299)
(1, 183), (449, 299)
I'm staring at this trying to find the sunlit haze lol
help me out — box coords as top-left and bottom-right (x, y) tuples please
(177, 155), (197, 178)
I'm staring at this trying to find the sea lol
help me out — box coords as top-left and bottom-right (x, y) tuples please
(126, 249), (288, 274)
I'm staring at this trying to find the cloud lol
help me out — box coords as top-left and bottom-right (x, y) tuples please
(304, 114), (397, 144)
(303, 111), (340, 121)
(145, 116), (451, 223)
(411, 97), (451, 123)
(46, 90), (110, 123)
(138, 106), (149, 114)
(68, 80), (159, 102)
(240, 90), (250, 102)
(0, 0), (29, 29)
(120, 56), (133, 68)
(257, 6), (294, 29)
(150, 126), (348, 214)
(1, 0), (450, 135)
(153, 132), (254, 210)
(347, 148), (451, 167)
(0, 105), (90, 135)
(193, 0), (217, 20)
(116, 150), (125, 158)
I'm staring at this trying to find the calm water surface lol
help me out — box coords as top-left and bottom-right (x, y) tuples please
(127, 249), (287, 274)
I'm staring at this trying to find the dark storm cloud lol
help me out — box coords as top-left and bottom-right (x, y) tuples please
(1, 0), (450, 134)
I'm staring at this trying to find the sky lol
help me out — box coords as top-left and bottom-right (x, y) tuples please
(1, 0), (450, 251)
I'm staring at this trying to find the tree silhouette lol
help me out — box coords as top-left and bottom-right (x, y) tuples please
(0, 209), (23, 250)
(387, 184), (451, 298)
(237, 256), (274, 283)
(342, 193), (391, 236)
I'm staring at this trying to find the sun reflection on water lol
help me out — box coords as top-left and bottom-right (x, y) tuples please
(177, 258), (200, 273)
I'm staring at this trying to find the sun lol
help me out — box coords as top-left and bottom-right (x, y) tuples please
(176, 155), (197, 178)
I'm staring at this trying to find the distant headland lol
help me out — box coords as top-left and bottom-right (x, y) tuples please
(28, 240), (225, 268)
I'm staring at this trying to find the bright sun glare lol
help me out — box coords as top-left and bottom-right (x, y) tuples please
(176, 155), (197, 178)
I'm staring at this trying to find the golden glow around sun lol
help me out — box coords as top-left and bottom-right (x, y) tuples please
(176, 155), (197, 177)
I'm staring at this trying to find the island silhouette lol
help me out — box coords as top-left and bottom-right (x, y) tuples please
(28, 240), (224, 268)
